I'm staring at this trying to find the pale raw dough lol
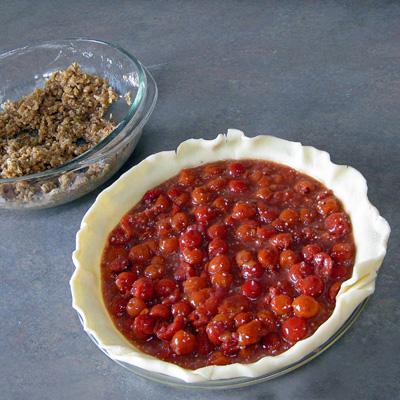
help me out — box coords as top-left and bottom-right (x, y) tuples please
(70, 129), (390, 383)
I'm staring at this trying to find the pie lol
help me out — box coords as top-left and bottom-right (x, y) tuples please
(71, 130), (390, 382)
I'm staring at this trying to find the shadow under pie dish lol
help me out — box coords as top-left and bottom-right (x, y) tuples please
(70, 130), (390, 386)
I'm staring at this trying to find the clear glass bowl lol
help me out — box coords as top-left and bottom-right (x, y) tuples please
(0, 38), (157, 210)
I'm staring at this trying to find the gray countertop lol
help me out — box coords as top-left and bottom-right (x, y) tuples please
(1, 1), (398, 399)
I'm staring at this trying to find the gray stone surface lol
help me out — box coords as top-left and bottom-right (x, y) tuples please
(0, 1), (398, 399)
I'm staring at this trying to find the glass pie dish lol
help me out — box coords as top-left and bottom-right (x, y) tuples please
(70, 130), (390, 386)
(0, 38), (157, 210)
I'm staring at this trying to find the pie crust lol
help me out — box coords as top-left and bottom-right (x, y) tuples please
(70, 129), (390, 382)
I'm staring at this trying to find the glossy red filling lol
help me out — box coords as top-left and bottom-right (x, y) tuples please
(101, 159), (355, 369)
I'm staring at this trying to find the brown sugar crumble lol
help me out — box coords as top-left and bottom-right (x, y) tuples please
(0, 62), (118, 179)
(124, 92), (132, 106)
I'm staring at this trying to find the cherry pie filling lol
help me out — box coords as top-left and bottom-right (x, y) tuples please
(101, 159), (355, 370)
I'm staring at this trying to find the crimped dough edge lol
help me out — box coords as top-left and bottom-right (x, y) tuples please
(70, 129), (390, 383)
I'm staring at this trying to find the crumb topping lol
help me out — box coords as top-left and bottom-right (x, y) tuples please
(0, 62), (118, 179)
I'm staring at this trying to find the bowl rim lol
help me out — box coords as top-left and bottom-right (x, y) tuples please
(0, 38), (147, 183)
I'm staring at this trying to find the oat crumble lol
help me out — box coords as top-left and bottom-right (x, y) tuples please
(0, 62), (118, 179)
(124, 92), (132, 106)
